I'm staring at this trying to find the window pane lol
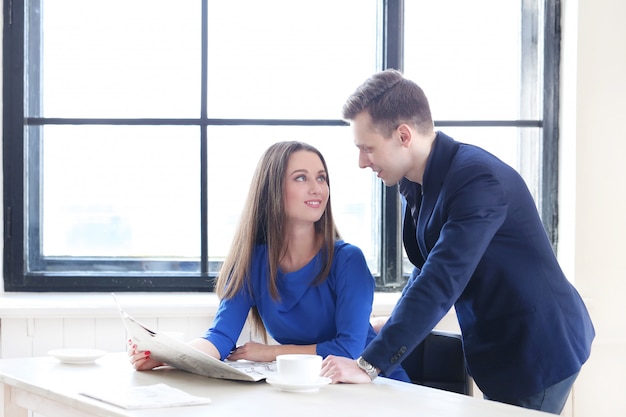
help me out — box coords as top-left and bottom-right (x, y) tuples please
(35, 126), (200, 263)
(206, 126), (380, 274)
(37, 0), (201, 118)
(404, 0), (525, 120)
(206, 0), (379, 119)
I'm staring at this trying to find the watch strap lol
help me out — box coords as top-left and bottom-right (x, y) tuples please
(357, 356), (379, 380)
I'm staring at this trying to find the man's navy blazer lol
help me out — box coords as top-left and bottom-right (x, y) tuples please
(363, 132), (594, 399)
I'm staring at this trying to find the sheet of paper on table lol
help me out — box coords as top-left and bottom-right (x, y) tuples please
(113, 293), (277, 382)
(80, 383), (211, 409)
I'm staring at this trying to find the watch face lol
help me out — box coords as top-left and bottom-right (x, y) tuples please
(358, 357), (375, 374)
(357, 357), (378, 381)
(358, 357), (369, 369)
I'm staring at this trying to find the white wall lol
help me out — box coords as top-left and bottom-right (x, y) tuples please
(1, 0), (626, 415)
(0, 1), (3, 294)
(559, 1), (626, 416)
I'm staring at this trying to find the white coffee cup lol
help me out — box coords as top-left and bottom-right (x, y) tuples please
(276, 354), (322, 384)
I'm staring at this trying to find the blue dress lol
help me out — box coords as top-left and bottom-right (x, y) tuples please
(203, 240), (409, 382)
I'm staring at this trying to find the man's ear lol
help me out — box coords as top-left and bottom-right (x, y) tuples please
(397, 124), (413, 148)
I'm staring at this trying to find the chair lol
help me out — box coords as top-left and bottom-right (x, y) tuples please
(400, 330), (471, 395)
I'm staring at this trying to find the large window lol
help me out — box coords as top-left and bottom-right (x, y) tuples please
(3, 0), (559, 292)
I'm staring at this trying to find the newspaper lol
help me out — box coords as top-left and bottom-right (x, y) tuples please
(113, 294), (277, 382)
(81, 383), (212, 409)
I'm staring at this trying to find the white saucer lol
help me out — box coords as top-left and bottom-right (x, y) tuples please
(266, 376), (332, 393)
(48, 348), (107, 364)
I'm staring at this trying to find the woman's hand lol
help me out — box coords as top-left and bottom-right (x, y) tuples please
(226, 341), (277, 362)
(127, 338), (165, 371)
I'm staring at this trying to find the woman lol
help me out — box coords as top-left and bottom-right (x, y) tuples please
(129, 141), (408, 381)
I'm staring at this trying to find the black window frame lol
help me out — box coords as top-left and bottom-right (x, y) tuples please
(3, 0), (560, 292)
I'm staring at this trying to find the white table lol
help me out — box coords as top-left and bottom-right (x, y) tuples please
(0, 352), (550, 417)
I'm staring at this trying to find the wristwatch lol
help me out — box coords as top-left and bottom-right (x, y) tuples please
(356, 356), (379, 380)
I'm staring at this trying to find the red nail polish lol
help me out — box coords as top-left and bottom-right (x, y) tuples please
(145, 351), (150, 356)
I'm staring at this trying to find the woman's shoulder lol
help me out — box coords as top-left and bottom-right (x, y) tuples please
(333, 239), (352, 251)
(330, 240), (374, 285)
(333, 240), (366, 260)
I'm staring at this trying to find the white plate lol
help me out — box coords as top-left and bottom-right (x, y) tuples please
(48, 348), (107, 364)
(266, 376), (332, 393)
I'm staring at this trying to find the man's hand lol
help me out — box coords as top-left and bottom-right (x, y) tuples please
(321, 355), (373, 384)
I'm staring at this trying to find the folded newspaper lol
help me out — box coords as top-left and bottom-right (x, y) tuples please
(81, 383), (211, 409)
(113, 294), (277, 382)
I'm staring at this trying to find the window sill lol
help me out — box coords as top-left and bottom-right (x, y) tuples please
(0, 292), (402, 319)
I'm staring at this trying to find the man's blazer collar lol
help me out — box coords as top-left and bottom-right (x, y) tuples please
(422, 131), (459, 197)
(400, 132), (459, 262)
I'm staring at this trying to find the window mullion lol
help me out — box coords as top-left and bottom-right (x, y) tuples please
(379, 0), (405, 289)
(542, 0), (560, 251)
(200, 0), (209, 275)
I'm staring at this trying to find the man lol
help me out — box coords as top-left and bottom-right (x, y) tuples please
(320, 69), (594, 415)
